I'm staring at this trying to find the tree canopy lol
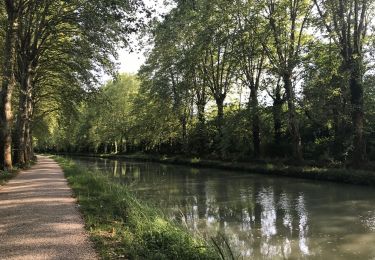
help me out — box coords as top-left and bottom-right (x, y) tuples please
(1, 0), (375, 169)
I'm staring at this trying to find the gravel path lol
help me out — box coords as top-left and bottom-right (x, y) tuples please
(0, 156), (98, 260)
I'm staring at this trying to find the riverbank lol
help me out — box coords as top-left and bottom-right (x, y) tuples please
(53, 156), (219, 259)
(53, 152), (375, 186)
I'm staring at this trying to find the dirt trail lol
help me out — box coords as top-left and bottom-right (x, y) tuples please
(0, 156), (97, 260)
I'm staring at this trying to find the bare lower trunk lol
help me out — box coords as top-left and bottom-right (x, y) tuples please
(0, 90), (14, 169)
(180, 116), (187, 152)
(14, 91), (27, 165)
(196, 102), (206, 155)
(215, 96), (225, 136)
(25, 124), (33, 162)
(250, 88), (260, 158)
(215, 96), (226, 157)
(283, 74), (303, 161)
(25, 88), (34, 161)
(273, 101), (283, 145)
(349, 58), (366, 165)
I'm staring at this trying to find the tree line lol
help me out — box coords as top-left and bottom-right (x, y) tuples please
(0, 0), (148, 170)
(26, 0), (375, 167)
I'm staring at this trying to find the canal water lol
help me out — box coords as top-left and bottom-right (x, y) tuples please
(72, 157), (375, 259)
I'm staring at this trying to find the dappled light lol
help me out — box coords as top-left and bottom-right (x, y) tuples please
(0, 156), (97, 259)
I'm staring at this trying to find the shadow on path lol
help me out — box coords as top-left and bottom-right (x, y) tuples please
(0, 156), (97, 260)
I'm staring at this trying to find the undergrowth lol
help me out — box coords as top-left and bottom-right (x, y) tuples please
(0, 170), (17, 185)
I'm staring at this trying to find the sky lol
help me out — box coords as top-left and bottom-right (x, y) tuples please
(117, 48), (146, 75)
(102, 0), (173, 79)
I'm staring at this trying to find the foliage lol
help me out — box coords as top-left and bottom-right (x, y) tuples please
(25, 0), (375, 167)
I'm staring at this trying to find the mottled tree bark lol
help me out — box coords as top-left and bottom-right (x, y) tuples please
(0, 4), (18, 170)
(14, 62), (34, 165)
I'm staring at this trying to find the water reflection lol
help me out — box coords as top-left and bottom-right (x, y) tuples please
(74, 157), (375, 259)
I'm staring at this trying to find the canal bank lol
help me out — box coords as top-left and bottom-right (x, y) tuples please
(51, 152), (375, 186)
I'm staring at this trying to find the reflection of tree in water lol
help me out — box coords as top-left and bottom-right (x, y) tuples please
(80, 159), (313, 258)
(279, 192), (293, 257)
(257, 187), (279, 258)
(296, 194), (309, 256)
(73, 158), (375, 259)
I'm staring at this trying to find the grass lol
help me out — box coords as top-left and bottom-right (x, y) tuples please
(0, 159), (37, 186)
(53, 156), (219, 260)
(0, 169), (18, 186)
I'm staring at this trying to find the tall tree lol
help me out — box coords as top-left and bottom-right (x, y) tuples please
(197, 1), (238, 145)
(235, 1), (266, 158)
(1, 0), (146, 168)
(314, 0), (372, 165)
(264, 0), (312, 161)
(0, 0), (23, 169)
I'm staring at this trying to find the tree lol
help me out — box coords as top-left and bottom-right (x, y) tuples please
(235, 0), (267, 158)
(0, 0), (22, 170)
(196, 0), (239, 151)
(314, 0), (373, 165)
(264, 0), (312, 161)
(0, 0), (147, 169)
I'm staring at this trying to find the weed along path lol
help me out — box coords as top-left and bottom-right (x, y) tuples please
(0, 156), (97, 260)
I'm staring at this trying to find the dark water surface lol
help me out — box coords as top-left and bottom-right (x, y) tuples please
(72, 157), (375, 259)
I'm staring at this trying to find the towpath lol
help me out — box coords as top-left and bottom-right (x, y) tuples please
(0, 156), (97, 260)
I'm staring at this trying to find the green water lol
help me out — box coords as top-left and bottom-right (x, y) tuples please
(73, 157), (375, 259)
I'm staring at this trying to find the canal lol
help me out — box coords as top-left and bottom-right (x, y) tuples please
(72, 156), (375, 259)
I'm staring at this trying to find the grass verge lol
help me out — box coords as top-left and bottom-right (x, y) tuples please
(53, 156), (218, 260)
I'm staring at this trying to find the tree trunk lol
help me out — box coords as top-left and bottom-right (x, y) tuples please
(250, 88), (260, 158)
(25, 88), (34, 161)
(14, 89), (27, 165)
(283, 73), (303, 161)
(215, 96), (225, 135)
(196, 101), (206, 155)
(197, 102), (206, 127)
(273, 88), (283, 145)
(0, 10), (18, 170)
(349, 58), (366, 165)
(180, 116), (187, 152)
(14, 62), (34, 165)
(25, 124), (33, 162)
(215, 96), (225, 157)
